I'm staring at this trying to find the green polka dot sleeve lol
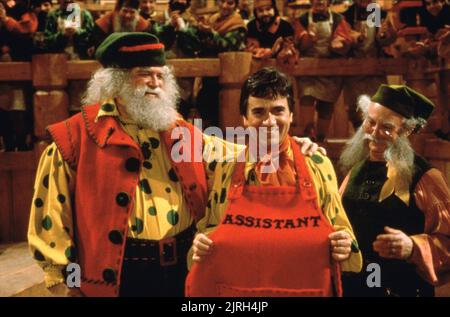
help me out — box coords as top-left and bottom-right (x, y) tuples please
(28, 143), (76, 288)
(305, 153), (363, 273)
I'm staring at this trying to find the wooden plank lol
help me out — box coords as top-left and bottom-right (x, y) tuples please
(0, 58), (428, 81)
(424, 139), (450, 160)
(0, 171), (13, 243)
(331, 93), (349, 138)
(0, 62), (31, 81)
(284, 58), (410, 76)
(0, 243), (44, 297)
(0, 152), (37, 243)
(169, 59), (221, 77)
(33, 91), (69, 139)
(66, 59), (222, 79)
(32, 54), (68, 89)
(0, 152), (37, 171)
(67, 60), (102, 80)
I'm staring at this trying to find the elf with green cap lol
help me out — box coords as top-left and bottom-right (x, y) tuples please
(27, 32), (321, 297)
(338, 84), (450, 297)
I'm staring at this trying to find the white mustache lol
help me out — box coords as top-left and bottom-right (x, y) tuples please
(364, 133), (389, 145)
(134, 86), (162, 98)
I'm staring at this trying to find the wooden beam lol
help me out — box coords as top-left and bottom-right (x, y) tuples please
(66, 59), (222, 79)
(0, 58), (430, 81)
(67, 60), (102, 80)
(424, 139), (450, 160)
(168, 58), (221, 77)
(0, 152), (36, 171)
(0, 63), (31, 81)
(279, 58), (410, 76)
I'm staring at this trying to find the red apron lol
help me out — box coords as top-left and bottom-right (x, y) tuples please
(185, 137), (342, 297)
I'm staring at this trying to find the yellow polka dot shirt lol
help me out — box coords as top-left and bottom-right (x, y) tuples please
(28, 101), (361, 288)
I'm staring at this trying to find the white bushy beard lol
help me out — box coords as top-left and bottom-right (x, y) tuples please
(118, 78), (179, 131)
(83, 67), (180, 131)
(339, 127), (415, 184)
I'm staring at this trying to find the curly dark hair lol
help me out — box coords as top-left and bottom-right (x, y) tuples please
(239, 67), (295, 117)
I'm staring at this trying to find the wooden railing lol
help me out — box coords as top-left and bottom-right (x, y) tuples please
(0, 53), (448, 243)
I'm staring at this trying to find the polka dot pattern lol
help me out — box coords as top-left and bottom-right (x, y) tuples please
(149, 137), (160, 149)
(34, 198), (44, 208)
(167, 210), (179, 226)
(65, 246), (77, 262)
(43, 174), (49, 189)
(311, 154), (324, 164)
(34, 250), (45, 261)
(168, 168), (179, 182)
(57, 194), (66, 204)
(131, 218), (144, 234)
(42, 215), (52, 231)
(143, 161), (152, 169)
(139, 179), (152, 194)
(148, 206), (157, 216)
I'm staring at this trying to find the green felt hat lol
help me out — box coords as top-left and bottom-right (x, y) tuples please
(95, 32), (165, 69)
(371, 84), (435, 121)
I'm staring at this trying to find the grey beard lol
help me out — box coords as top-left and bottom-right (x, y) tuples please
(339, 127), (415, 185)
(119, 82), (179, 131)
(113, 14), (138, 32)
(339, 127), (369, 175)
(384, 134), (415, 185)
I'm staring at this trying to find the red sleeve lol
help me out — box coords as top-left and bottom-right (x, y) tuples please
(5, 12), (38, 34)
(293, 19), (313, 52)
(333, 18), (353, 45)
(331, 18), (353, 55)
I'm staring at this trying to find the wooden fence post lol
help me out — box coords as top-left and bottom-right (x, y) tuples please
(31, 54), (69, 158)
(404, 58), (441, 155)
(404, 59), (442, 131)
(437, 58), (449, 134)
(218, 52), (253, 130)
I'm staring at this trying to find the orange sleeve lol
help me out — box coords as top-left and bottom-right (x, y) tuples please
(5, 12), (38, 34)
(409, 168), (450, 286)
(293, 19), (313, 52)
(339, 173), (351, 196)
(333, 18), (353, 45)
(329, 18), (353, 56)
(246, 37), (260, 52)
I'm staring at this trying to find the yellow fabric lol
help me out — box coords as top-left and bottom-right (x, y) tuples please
(378, 162), (410, 206)
(96, 101), (194, 239)
(191, 148), (363, 273)
(28, 143), (75, 288)
(28, 99), (229, 287)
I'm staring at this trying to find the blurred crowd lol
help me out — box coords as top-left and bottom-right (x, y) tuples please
(0, 0), (449, 150)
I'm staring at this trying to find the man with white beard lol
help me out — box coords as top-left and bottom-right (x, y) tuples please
(91, 0), (152, 49)
(27, 32), (321, 297)
(339, 84), (450, 297)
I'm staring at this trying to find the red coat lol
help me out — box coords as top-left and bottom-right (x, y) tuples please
(47, 104), (207, 296)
